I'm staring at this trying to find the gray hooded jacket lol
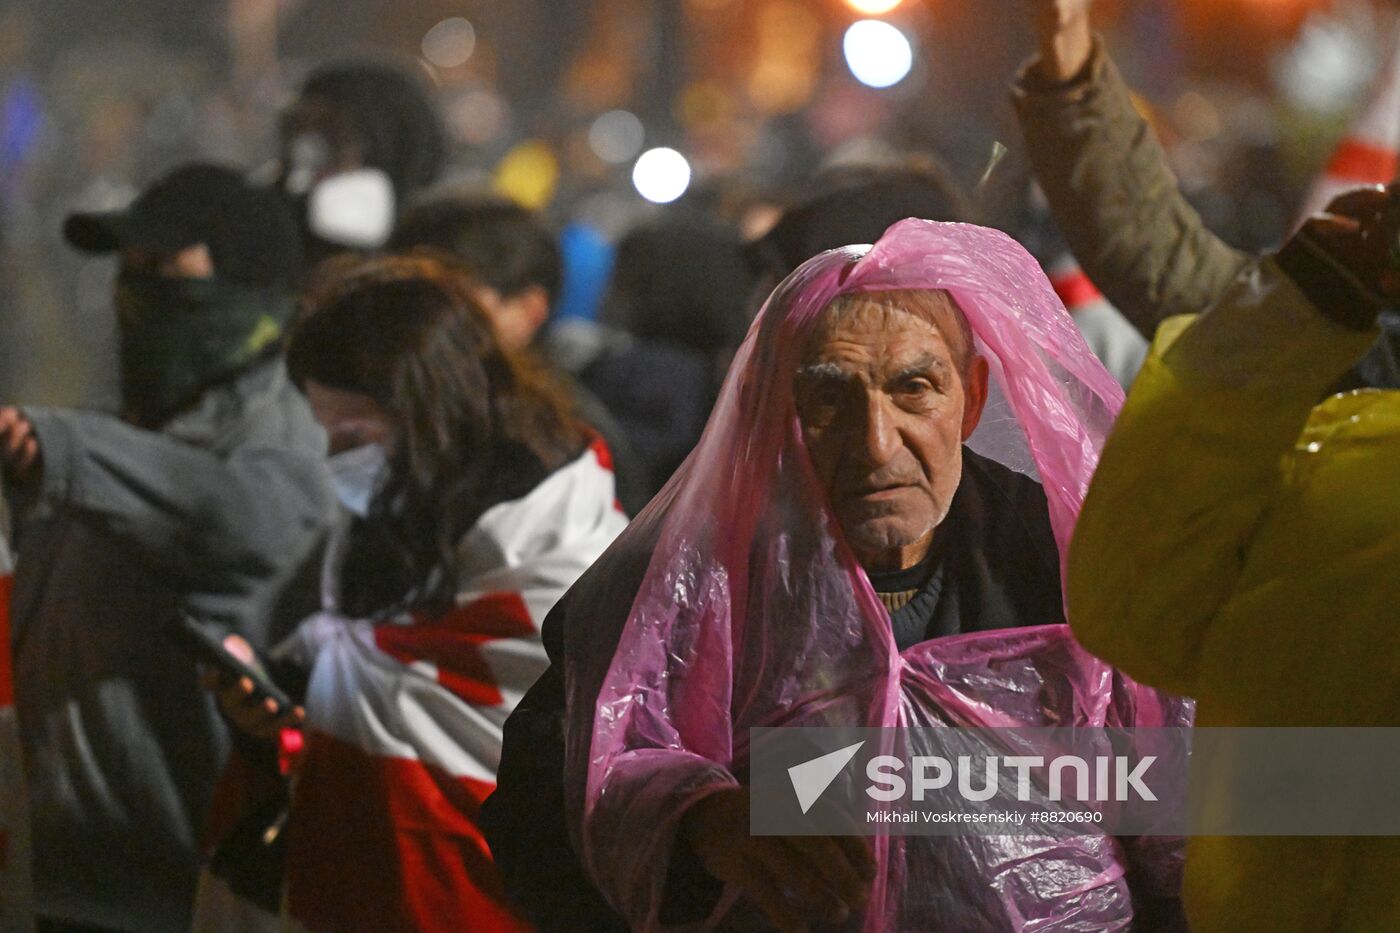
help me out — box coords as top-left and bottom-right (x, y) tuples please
(8, 358), (333, 931)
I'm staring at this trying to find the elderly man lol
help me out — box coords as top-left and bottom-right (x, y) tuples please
(643, 284), (1064, 929)
(485, 221), (1177, 931)
(787, 286), (1060, 638)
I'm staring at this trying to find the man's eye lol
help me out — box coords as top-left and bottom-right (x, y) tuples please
(796, 383), (841, 429)
(801, 381), (843, 410)
(896, 377), (936, 395)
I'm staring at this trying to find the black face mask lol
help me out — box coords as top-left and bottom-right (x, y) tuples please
(115, 273), (292, 427)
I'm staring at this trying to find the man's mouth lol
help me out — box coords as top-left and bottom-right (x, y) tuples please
(850, 482), (913, 500)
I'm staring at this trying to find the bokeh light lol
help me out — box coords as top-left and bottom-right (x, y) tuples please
(588, 110), (646, 164)
(843, 0), (904, 15)
(843, 19), (914, 89)
(748, 0), (822, 114)
(494, 140), (560, 209)
(447, 88), (510, 146)
(422, 18), (477, 69)
(632, 147), (692, 203)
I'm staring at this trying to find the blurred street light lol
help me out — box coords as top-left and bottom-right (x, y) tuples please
(843, 0), (905, 15)
(589, 110), (646, 163)
(495, 140), (560, 209)
(632, 147), (692, 203)
(843, 19), (914, 89)
(422, 18), (477, 69)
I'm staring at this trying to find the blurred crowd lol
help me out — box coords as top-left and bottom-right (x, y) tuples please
(1, 0), (1398, 932)
(3, 0), (1385, 408)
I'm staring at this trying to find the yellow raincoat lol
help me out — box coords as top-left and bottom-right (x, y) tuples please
(1068, 260), (1400, 932)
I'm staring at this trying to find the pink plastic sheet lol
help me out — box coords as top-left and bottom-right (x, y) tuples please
(563, 220), (1187, 931)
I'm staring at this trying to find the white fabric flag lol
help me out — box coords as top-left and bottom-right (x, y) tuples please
(1299, 20), (1400, 220)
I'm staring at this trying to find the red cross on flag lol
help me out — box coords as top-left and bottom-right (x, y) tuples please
(1300, 22), (1400, 221)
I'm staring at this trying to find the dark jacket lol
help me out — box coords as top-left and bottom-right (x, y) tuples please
(479, 449), (1061, 929)
(9, 359), (334, 931)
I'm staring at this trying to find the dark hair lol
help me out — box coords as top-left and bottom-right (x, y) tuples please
(299, 61), (446, 200)
(604, 212), (754, 357)
(749, 161), (973, 281)
(390, 194), (562, 305)
(288, 253), (589, 609)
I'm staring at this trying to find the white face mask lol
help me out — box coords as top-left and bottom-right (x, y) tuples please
(307, 167), (396, 249)
(326, 442), (388, 518)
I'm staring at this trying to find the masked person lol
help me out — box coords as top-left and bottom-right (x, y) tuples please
(200, 254), (627, 932)
(487, 220), (1191, 931)
(277, 60), (447, 267)
(0, 163), (333, 932)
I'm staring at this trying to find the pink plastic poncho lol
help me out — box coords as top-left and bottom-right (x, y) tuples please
(563, 220), (1190, 931)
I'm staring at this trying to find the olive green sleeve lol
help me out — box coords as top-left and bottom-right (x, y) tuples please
(1012, 40), (1250, 340)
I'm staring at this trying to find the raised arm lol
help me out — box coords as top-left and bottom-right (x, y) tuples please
(1013, 0), (1250, 339)
(3, 404), (331, 604)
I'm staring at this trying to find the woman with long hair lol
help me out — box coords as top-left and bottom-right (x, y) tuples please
(199, 253), (627, 932)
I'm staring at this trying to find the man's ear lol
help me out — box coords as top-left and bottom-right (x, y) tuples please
(960, 355), (990, 441)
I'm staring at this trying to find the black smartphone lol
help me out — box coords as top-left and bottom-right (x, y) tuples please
(168, 613), (294, 715)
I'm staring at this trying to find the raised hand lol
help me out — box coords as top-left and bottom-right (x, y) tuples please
(1023, 0), (1095, 83)
(1297, 186), (1400, 299)
(0, 407), (42, 488)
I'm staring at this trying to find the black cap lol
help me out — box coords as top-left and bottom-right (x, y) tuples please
(64, 163), (303, 288)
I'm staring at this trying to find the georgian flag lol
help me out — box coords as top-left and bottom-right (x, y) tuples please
(0, 492), (35, 932)
(196, 441), (627, 932)
(1300, 21), (1400, 219)
(1045, 255), (1148, 390)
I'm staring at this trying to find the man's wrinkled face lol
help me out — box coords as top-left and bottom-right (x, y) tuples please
(795, 291), (988, 573)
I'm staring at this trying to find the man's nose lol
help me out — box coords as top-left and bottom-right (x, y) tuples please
(853, 391), (902, 467)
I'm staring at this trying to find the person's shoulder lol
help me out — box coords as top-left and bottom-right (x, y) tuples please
(228, 358), (328, 455)
(961, 448), (1050, 516)
(958, 448), (1059, 565)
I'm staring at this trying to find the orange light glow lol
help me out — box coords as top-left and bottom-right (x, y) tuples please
(844, 0), (904, 15)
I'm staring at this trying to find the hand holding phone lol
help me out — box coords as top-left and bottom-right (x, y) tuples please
(172, 615), (303, 739)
